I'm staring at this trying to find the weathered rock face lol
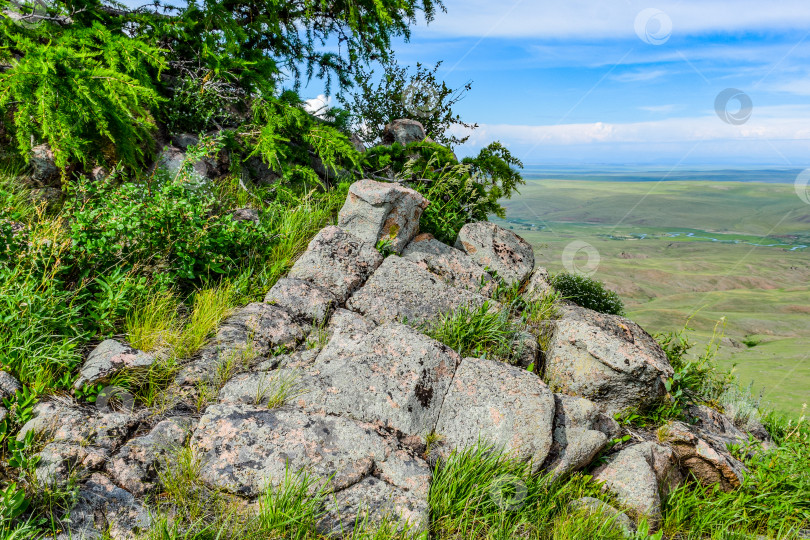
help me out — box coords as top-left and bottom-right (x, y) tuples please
(107, 417), (192, 496)
(338, 180), (429, 254)
(191, 403), (431, 534)
(544, 305), (673, 413)
(382, 119), (426, 146)
(593, 442), (681, 529)
(659, 421), (745, 491)
(157, 145), (210, 180)
(288, 226), (383, 303)
(346, 256), (490, 325)
(264, 277), (337, 325)
(74, 340), (154, 390)
(54, 473), (152, 540)
(454, 221), (535, 287)
(435, 357), (555, 471)
(402, 234), (497, 296)
(303, 323), (461, 436)
(544, 394), (619, 478)
(17, 400), (140, 488)
(175, 303), (305, 387)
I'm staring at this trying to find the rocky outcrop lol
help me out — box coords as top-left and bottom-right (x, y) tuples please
(30, 144), (59, 185)
(288, 226), (383, 303)
(435, 357), (555, 471)
(42, 179), (769, 539)
(346, 256), (490, 325)
(454, 221), (535, 286)
(544, 305), (673, 413)
(337, 179), (429, 253)
(74, 340), (154, 390)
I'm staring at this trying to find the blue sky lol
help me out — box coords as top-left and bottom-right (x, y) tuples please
(304, 0), (810, 166)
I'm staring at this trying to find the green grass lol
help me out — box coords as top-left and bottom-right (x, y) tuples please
(499, 179), (810, 415)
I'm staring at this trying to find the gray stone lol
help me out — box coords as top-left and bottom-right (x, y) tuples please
(231, 207), (260, 225)
(264, 277), (338, 324)
(175, 303), (305, 387)
(17, 401), (140, 488)
(0, 370), (21, 400)
(318, 476), (428, 537)
(346, 256), (490, 326)
(569, 497), (635, 537)
(524, 267), (552, 300)
(288, 226), (383, 303)
(544, 394), (619, 478)
(192, 404), (431, 503)
(544, 305), (673, 413)
(315, 308), (377, 364)
(300, 323), (461, 436)
(658, 420), (745, 492)
(29, 186), (62, 210)
(107, 417), (192, 496)
(337, 179), (429, 254)
(30, 144), (59, 185)
(382, 119), (427, 146)
(454, 222), (535, 287)
(435, 357), (555, 471)
(513, 331), (539, 369)
(74, 340), (154, 390)
(171, 133), (199, 150)
(57, 473), (151, 540)
(402, 233), (497, 296)
(157, 145), (209, 180)
(593, 442), (679, 529)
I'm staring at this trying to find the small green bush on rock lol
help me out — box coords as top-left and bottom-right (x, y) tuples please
(550, 272), (625, 316)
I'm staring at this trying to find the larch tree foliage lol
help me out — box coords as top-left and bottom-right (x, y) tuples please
(0, 0), (445, 174)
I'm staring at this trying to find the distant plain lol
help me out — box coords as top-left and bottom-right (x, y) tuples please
(499, 175), (810, 415)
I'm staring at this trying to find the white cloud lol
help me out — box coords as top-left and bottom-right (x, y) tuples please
(303, 94), (333, 118)
(638, 104), (679, 113)
(613, 69), (669, 82)
(424, 0), (810, 39)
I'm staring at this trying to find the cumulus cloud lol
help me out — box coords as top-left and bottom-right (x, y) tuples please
(303, 94), (333, 118)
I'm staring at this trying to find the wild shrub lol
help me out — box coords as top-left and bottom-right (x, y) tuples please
(362, 142), (523, 244)
(550, 272), (625, 315)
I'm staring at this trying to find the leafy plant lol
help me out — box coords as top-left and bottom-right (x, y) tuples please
(550, 272), (625, 316)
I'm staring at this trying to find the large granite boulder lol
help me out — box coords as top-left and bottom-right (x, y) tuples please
(74, 340), (154, 390)
(593, 442), (681, 529)
(338, 179), (429, 254)
(30, 144), (59, 185)
(288, 226), (383, 303)
(300, 323), (461, 436)
(544, 305), (673, 413)
(402, 233), (497, 296)
(544, 394), (619, 478)
(454, 222), (535, 287)
(434, 357), (555, 471)
(382, 119), (427, 146)
(346, 256), (490, 325)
